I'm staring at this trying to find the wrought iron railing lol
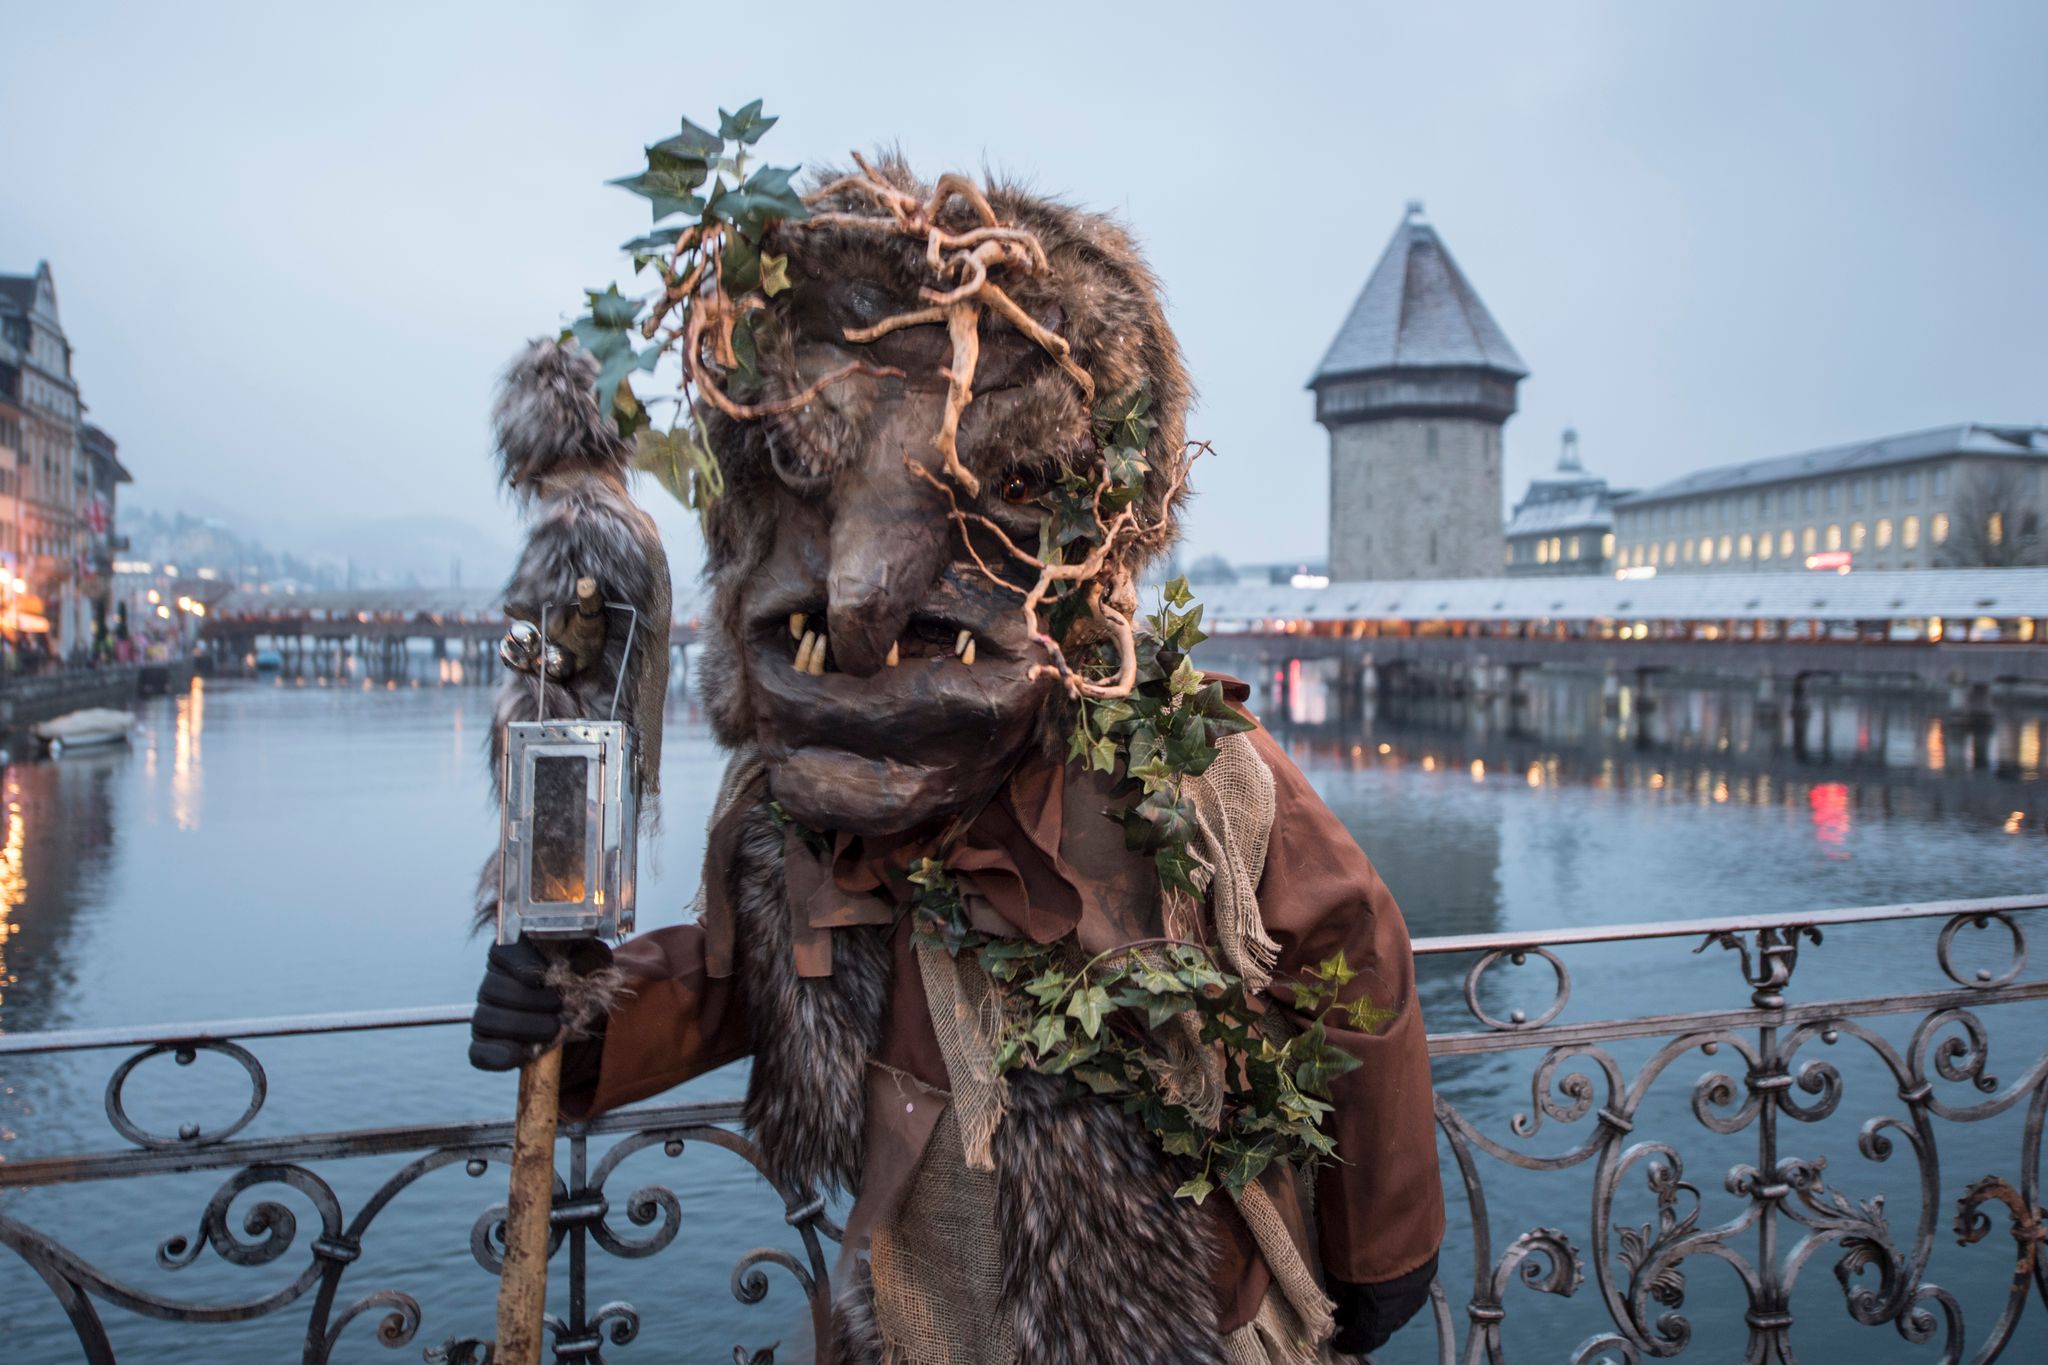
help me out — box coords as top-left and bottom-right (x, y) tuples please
(2, 895), (2044, 1363)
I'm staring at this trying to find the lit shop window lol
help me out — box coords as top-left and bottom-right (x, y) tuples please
(1739, 533), (1753, 559)
(1826, 524), (1842, 552)
(1802, 527), (1818, 553)
(1932, 513), (1950, 544)
(1717, 535), (1731, 561)
(1989, 513), (2004, 546)
(1602, 533), (1615, 560)
(1903, 515), (1921, 548)
(1851, 522), (1866, 551)
(1568, 536), (1581, 560)
(1758, 533), (1773, 561)
(1876, 518), (1893, 548)
(1666, 540), (1678, 565)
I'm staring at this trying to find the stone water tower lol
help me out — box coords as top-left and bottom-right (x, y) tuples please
(1309, 204), (1526, 581)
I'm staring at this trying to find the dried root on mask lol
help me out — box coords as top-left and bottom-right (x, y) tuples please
(791, 154), (1096, 496)
(906, 441), (1205, 701)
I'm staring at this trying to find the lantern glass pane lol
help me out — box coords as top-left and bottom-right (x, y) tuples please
(530, 754), (589, 904)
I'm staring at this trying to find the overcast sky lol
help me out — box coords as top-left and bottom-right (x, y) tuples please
(5, 1), (2043, 576)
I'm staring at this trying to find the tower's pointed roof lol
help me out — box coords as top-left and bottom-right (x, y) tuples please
(1310, 204), (1525, 385)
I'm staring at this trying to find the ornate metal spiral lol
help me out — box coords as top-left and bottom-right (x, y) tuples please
(1936, 910), (2027, 990)
(322, 1289), (423, 1354)
(156, 1164), (340, 1272)
(104, 1039), (267, 1149)
(1463, 945), (1571, 1031)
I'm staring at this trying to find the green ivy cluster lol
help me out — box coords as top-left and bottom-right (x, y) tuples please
(566, 100), (808, 510)
(910, 857), (1385, 1202)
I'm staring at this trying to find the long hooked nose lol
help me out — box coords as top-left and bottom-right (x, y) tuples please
(826, 452), (953, 677)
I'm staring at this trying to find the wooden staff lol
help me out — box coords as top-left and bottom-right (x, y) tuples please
(495, 1040), (562, 1364)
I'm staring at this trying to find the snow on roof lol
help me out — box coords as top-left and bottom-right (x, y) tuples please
(1199, 568), (2048, 624)
(1310, 206), (1526, 384)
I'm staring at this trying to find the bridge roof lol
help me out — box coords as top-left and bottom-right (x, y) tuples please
(211, 582), (714, 623)
(1198, 568), (2048, 625)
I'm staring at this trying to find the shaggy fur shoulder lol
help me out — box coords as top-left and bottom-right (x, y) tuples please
(728, 799), (894, 1194)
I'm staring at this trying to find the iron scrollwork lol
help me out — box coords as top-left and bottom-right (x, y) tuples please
(2, 895), (2046, 1360)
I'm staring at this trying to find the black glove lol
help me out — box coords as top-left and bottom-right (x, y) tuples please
(468, 939), (566, 1071)
(1329, 1253), (1438, 1356)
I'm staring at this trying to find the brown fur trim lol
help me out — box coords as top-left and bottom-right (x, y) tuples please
(729, 799), (894, 1194)
(996, 1071), (1228, 1363)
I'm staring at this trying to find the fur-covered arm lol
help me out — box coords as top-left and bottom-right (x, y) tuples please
(557, 922), (751, 1119)
(1244, 722), (1446, 1291)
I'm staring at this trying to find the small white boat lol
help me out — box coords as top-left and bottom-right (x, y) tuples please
(35, 708), (136, 754)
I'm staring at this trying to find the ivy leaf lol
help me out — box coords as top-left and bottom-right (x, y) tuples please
(1162, 574), (1194, 610)
(1175, 1174), (1215, 1205)
(712, 164), (811, 240)
(1028, 1013), (1068, 1054)
(1023, 971), (1072, 1006)
(730, 311), (760, 381)
(718, 99), (778, 144)
(722, 232), (762, 293)
(631, 427), (697, 506)
(620, 228), (687, 255)
(1087, 735), (1119, 775)
(652, 117), (722, 160)
(1067, 984), (1112, 1039)
(586, 285), (640, 329)
(1096, 383), (1154, 452)
(1159, 1130), (1205, 1157)
(1313, 951), (1359, 990)
(1343, 996), (1398, 1035)
(1073, 1066), (1127, 1096)
(1218, 1142), (1275, 1195)
(1157, 844), (1204, 900)
(594, 343), (660, 429)
(1145, 993), (1195, 1029)
(759, 251), (792, 297)
(609, 144), (711, 222)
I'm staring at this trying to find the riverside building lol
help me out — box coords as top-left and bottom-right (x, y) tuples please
(1503, 428), (1630, 576)
(1611, 424), (2048, 576)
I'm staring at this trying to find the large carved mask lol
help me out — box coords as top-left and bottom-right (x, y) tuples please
(692, 160), (1191, 837)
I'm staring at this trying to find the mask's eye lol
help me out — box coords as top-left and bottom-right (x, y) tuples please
(1000, 473), (1038, 505)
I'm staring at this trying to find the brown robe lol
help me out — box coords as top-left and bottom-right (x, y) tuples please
(562, 705), (1444, 1331)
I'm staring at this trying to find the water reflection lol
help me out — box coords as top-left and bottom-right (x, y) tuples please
(1215, 654), (2046, 828)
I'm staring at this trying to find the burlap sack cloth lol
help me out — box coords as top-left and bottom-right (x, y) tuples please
(868, 733), (1340, 1365)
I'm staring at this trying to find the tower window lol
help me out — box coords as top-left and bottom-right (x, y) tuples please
(1426, 428), (1439, 459)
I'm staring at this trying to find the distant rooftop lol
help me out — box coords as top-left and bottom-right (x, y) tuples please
(1309, 203), (1526, 385)
(1617, 423), (2048, 506)
(1505, 429), (1630, 538)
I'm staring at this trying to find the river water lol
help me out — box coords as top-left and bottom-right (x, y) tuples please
(0, 659), (2042, 1362)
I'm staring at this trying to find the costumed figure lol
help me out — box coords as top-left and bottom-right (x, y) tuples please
(470, 106), (1444, 1363)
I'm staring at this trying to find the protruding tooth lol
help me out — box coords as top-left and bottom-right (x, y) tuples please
(885, 640), (900, 668)
(789, 612), (807, 640)
(807, 635), (828, 677)
(954, 629), (972, 658)
(961, 637), (977, 666)
(795, 630), (817, 673)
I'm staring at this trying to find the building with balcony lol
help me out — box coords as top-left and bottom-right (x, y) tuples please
(0, 262), (87, 648)
(1610, 424), (2048, 575)
(1504, 428), (1631, 576)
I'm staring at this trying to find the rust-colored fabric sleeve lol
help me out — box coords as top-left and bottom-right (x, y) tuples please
(559, 922), (750, 1120)
(1245, 723), (1446, 1286)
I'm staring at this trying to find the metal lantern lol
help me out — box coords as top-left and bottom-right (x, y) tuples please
(495, 600), (640, 946)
